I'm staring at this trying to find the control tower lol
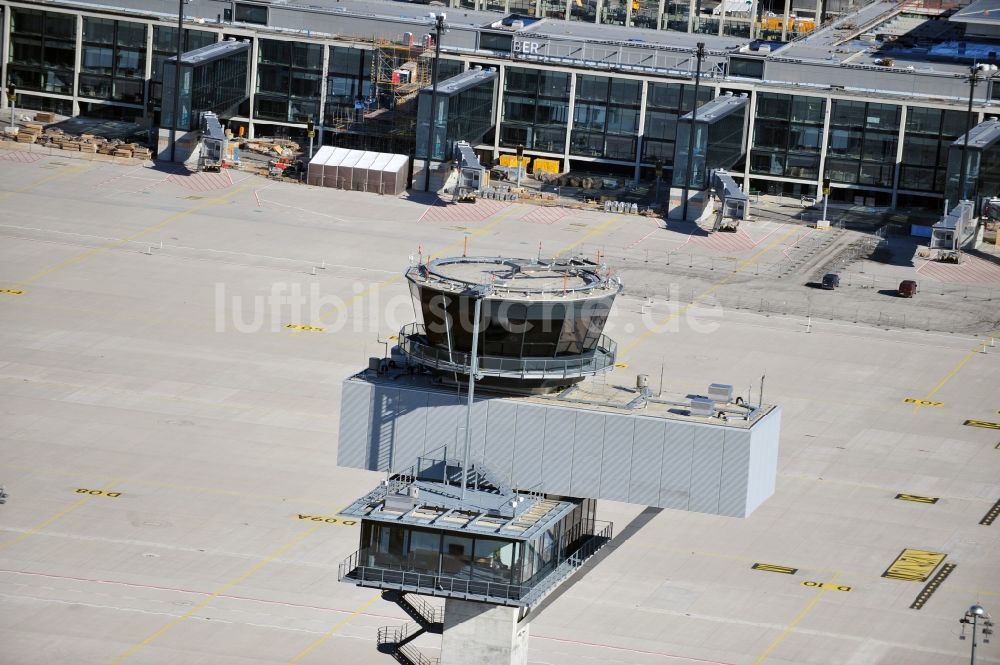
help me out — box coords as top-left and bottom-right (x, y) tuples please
(336, 255), (781, 665)
(401, 256), (620, 392)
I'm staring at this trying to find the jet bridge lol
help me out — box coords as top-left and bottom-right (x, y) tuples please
(709, 168), (749, 231)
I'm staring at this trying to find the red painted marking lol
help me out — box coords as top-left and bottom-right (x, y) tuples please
(916, 255), (1000, 284)
(419, 200), (510, 224)
(0, 151), (43, 163)
(166, 172), (233, 192)
(0, 568), (400, 620)
(534, 634), (739, 664)
(521, 207), (569, 225)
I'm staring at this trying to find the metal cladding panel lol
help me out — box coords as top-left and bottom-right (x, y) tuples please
(423, 391), (465, 460)
(598, 413), (633, 502)
(746, 406), (781, 515)
(659, 419), (695, 510)
(483, 400), (519, 485)
(391, 387), (430, 473)
(570, 411), (605, 497)
(688, 424), (725, 514)
(541, 407), (576, 495)
(511, 404), (546, 490)
(469, 399), (490, 470)
(369, 385), (398, 472)
(337, 379), (373, 469)
(718, 429), (752, 518)
(628, 419), (664, 505)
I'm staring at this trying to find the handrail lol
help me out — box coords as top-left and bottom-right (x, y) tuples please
(398, 323), (617, 379)
(338, 520), (614, 608)
(398, 643), (440, 665)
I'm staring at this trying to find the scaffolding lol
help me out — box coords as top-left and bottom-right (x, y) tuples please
(326, 38), (431, 154)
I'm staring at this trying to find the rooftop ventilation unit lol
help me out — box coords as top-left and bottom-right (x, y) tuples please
(689, 397), (715, 417)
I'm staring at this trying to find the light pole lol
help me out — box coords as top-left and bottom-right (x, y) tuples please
(169, 0), (186, 162)
(959, 604), (993, 665)
(423, 12), (446, 193)
(681, 42), (706, 221)
(460, 284), (489, 501)
(958, 63), (998, 203)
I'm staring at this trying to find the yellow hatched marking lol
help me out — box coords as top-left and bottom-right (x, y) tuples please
(882, 548), (946, 582)
(895, 493), (939, 504)
(752, 563), (798, 575)
(964, 419), (1000, 430)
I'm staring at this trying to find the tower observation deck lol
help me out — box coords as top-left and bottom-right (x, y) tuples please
(402, 256), (621, 391)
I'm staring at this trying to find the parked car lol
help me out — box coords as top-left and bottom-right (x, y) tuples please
(821, 273), (840, 289)
(898, 280), (918, 298)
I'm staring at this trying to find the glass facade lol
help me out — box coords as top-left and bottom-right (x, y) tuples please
(416, 73), (496, 161)
(750, 92), (823, 180)
(412, 283), (614, 358)
(570, 0), (598, 22)
(630, 0), (660, 28)
(7, 8), (76, 96)
(500, 67), (570, 153)
(898, 106), (965, 194)
(162, 47), (248, 130)
(356, 497), (595, 588)
(571, 75), (641, 161)
(673, 97), (748, 189)
(79, 17), (146, 104)
(825, 100), (900, 188)
(945, 137), (1000, 203)
(642, 81), (713, 171)
(325, 46), (372, 125)
(151, 27), (216, 102)
(602, 0), (628, 25)
(254, 38), (322, 122)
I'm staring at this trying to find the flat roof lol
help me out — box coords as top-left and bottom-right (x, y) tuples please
(350, 369), (773, 430)
(167, 38), (250, 65)
(950, 0), (1000, 25)
(421, 67), (497, 96)
(406, 256), (622, 301)
(339, 473), (576, 541)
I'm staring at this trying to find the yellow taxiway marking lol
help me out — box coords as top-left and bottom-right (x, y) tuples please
(3, 181), (257, 292)
(882, 548), (946, 582)
(912, 329), (1000, 413)
(111, 506), (342, 663)
(622, 228), (797, 358)
(285, 323), (325, 333)
(801, 580), (852, 592)
(753, 573), (840, 664)
(0, 162), (91, 205)
(751, 563), (798, 575)
(903, 398), (942, 407)
(285, 593), (382, 664)
(894, 493), (939, 504)
(965, 419), (1000, 430)
(0, 288), (25, 296)
(0, 478), (121, 552)
(553, 214), (623, 257)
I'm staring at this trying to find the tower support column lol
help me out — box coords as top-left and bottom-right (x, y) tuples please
(440, 599), (529, 665)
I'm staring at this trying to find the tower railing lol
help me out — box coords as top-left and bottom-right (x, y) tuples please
(398, 323), (617, 379)
(337, 521), (614, 608)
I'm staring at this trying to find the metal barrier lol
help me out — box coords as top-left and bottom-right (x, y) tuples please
(398, 323), (617, 379)
(338, 521), (614, 608)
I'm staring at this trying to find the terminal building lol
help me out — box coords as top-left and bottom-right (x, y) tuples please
(2, 0), (1000, 209)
